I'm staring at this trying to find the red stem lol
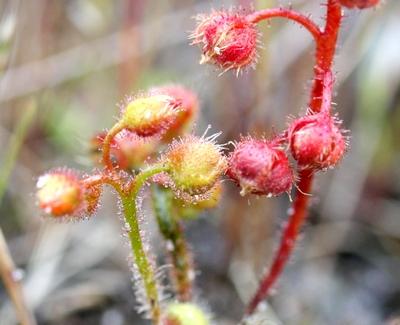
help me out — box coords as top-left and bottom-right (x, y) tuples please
(246, 0), (342, 314)
(247, 169), (314, 314)
(309, 0), (342, 113)
(246, 8), (322, 41)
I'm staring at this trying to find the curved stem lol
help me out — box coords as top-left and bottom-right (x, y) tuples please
(246, 8), (322, 41)
(102, 122), (125, 170)
(121, 164), (169, 324)
(152, 185), (194, 302)
(247, 169), (314, 314)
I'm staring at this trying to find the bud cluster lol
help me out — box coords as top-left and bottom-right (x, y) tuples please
(32, 0), (371, 321)
(226, 110), (347, 198)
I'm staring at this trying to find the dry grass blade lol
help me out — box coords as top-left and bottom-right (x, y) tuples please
(0, 101), (37, 324)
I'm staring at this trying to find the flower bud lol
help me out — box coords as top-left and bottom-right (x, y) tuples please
(161, 135), (227, 198)
(288, 113), (346, 171)
(36, 169), (84, 217)
(162, 303), (209, 325)
(191, 10), (258, 72)
(227, 138), (293, 196)
(91, 130), (157, 170)
(339, 0), (379, 9)
(36, 169), (103, 218)
(120, 94), (181, 137)
(150, 85), (199, 142)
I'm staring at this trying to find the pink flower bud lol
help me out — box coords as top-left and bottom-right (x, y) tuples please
(191, 10), (258, 72)
(340, 0), (379, 9)
(288, 113), (347, 171)
(227, 138), (294, 196)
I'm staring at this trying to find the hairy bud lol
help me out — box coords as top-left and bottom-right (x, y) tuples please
(119, 94), (181, 137)
(161, 134), (227, 199)
(339, 0), (379, 9)
(36, 169), (84, 217)
(36, 169), (102, 218)
(289, 113), (346, 171)
(227, 138), (293, 196)
(162, 303), (209, 325)
(191, 10), (258, 72)
(150, 85), (199, 142)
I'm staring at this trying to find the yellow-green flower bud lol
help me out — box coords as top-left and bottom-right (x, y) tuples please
(162, 135), (227, 198)
(120, 94), (180, 137)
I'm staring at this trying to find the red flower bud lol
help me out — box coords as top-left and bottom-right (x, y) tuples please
(339, 0), (379, 9)
(149, 85), (199, 141)
(227, 138), (294, 196)
(288, 113), (347, 171)
(191, 10), (258, 72)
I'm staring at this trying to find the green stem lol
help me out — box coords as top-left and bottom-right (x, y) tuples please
(152, 185), (194, 302)
(121, 164), (169, 324)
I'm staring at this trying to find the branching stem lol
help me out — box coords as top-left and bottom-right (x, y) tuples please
(246, 8), (322, 41)
(121, 164), (169, 324)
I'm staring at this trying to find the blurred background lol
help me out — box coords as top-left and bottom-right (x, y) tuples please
(0, 0), (400, 324)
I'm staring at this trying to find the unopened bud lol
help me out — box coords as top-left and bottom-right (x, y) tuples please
(227, 138), (293, 196)
(191, 10), (258, 72)
(120, 94), (181, 137)
(162, 135), (227, 199)
(289, 112), (347, 171)
(36, 169), (83, 217)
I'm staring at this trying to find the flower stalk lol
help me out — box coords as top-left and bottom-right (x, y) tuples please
(121, 164), (170, 323)
(246, 0), (343, 314)
(152, 185), (194, 302)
